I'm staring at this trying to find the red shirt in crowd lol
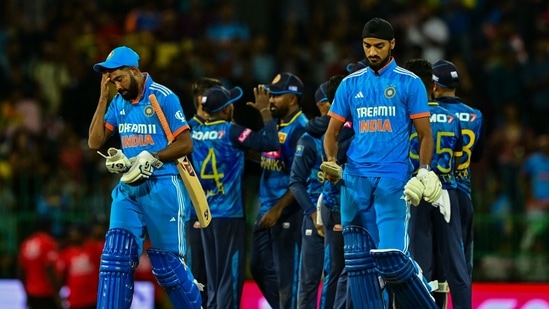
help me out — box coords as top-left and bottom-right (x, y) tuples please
(18, 232), (60, 297)
(57, 239), (102, 308)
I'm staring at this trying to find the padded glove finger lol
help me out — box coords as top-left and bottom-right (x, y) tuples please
(404, 177), (424, 206)
(120, 151), (162, 184)
(97, 148), (132, 173)
(421, 170), (442, 203)
(320, 161), (342, 183)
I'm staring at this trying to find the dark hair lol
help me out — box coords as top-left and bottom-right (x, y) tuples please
(324, 75), (345, 102)
(404, 58), (432, 92)
(191, 77), (222, 107)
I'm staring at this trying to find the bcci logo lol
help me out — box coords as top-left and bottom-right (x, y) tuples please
(384, 86), (396, 98)
(144, 105), (155, 117)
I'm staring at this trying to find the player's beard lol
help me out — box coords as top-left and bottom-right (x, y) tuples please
(367, 50), (391, 71)
(119, 75), (139, 101)
(269, 103), (287, 119)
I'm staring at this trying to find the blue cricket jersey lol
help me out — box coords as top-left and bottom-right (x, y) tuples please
(410, 102), (463, 189)
(188, 114), (207, 129)
(289, 116), (329, 215)
(259, 110), (308, 217)
(328, 59), (430, 182)
(437, 97), (483, 197)
(192, 119), (279, 218)
(321, 121), (354, 212)
(104, 74), (189, 177)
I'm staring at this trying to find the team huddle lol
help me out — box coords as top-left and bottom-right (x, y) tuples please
(87, 17), (482, 309)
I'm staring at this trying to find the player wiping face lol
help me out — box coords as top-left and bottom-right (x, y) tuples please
(103, 68), (140, 101)
(91, 45), (203, 309)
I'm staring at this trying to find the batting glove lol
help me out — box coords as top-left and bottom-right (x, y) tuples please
(121, 151), (163, 184)
(416, 167), (442, 203)
(97, 148), (132, 173)
(404, 177), (424, 206)
(320, 161), (342, 183)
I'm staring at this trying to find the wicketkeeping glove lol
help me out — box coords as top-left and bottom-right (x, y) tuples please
(320, 161), (342, 183)
(120, 150), (163, 184)
(97, 148), (132, 173)
(404, 177), (424, 206)
(416, 167), (442, 203)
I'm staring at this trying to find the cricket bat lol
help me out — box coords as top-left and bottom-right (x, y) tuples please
(149, 94), (211, 228)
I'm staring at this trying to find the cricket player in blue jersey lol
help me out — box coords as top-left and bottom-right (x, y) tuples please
(191, 84), (279, 309)
(323, 18), (441, 309)
(290, 75), (346, 309)
(188, 77), (223, 128)
(318, 60), (360, 309)
(304, 75), (354, 308)
(88, 46), (202, 309)
(432, 60), (484, 279)
(404, 59), (471, 309)
(185, 77), (223, 305)
(250, 72), (309, 309)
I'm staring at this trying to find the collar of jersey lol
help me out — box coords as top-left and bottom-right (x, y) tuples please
(193, 115), (207, 125)
(367, 57), (396, 76)
(132, 73), (151, 104)
(435, 96), (462, 104)
(205, 119), (228, 125)
(279, 109), (303, 127)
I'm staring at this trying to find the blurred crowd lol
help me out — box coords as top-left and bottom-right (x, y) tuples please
(1, 0), (549, 285)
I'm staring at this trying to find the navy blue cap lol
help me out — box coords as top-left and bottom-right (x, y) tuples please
(267, 72), (304, 95)
(315, 81), (330, 105)
(432, 60), (459, 89)
(346, 59), (368, 74)
(93, 46), (140, 72)
(201, 86), (243, 113)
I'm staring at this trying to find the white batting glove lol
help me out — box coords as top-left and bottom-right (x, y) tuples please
(416, 168), (442, 203)
(404, 177), (424, 206)
(120, 151), (163, 184)
(97, 148), (132, 173)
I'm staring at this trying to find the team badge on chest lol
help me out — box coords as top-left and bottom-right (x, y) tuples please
(144, 105), (155, 117)
(384, 86), (396, 98)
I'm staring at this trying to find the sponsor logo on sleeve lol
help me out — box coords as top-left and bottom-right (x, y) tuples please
(238, 128), (252, 143)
